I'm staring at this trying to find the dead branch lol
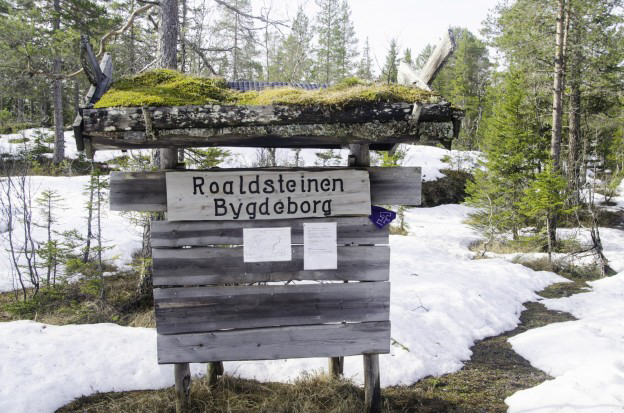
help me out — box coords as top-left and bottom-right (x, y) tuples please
(183, 38), (218, 76)
(212, 0), (289, 28)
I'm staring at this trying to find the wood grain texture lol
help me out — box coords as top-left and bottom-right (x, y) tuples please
(151, 217), (388, 247)
(419, 29), (457, 86)
(110, 167), (421, 212)
(165, 169), (371, 221)
(369, 166), (421, 206)
(83, 102), (456, 132)
(364, 354), (381, 413)
(154, 282), (390, 334)
(157, 321), (391, 363)
(152, 245), (389, 285)
(174, 363), (191, 413)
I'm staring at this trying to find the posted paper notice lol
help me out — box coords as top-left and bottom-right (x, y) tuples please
(303, 222), (338, 270)
(243, 227), (292, 262)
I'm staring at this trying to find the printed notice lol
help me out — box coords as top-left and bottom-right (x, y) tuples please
(303, 222), (337, 270)
(243, 227), (292, 262)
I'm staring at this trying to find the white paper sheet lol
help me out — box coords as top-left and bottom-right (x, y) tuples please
(303, 222), (338, 270)
(243, 227), (292, 262)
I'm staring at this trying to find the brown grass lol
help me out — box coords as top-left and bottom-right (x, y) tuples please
(59, 373), (365, 413)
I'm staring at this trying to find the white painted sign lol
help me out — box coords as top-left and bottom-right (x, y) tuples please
(166, 170), (371, 221)
(303, 222), (338, 270)
(243, 227), (292, 262)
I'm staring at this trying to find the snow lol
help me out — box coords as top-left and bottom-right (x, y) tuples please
(0, 321), (205, 413)
(506, 179), (624, 413)
(0, 203), (565, 413)
(2, 128), (623, 412)
(0, 175), (142, 292)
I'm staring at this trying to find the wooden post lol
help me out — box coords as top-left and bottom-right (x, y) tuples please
(207, 361), (224, 386)
(160, 148), (178, 170)
(328, 357), (344, 377)
(350, 144), (382, 413)
(174, 362), (191, 413)
(363, 354), (381, 413)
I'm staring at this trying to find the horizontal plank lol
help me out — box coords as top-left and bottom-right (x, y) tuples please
(157, 321), (391, 363)
(110, 167), (421, 213)
(154, 282), (390, 335)
(369, 166), (421, 206)
(166, 169), (371, 221)
(151, 216), (388, 247)
(152, 245), (389, 285)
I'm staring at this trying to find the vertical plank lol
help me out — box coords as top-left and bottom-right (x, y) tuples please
(363, 354), (381, 413)
(160, 147), (178, 169)
(207, 361), (224, 386)
(328, 357), (344, 377)
(174, 362), (191, 413)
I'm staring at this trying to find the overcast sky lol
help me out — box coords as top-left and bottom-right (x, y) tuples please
(253, 0), (502, 72)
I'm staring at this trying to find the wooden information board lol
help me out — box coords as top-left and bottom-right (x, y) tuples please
(166, 169), (371, 221)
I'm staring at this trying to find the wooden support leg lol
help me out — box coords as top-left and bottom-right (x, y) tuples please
(329, 356), (344, 377)
(207, 361), (224, 386)
(363, 354), (381, 413)
(174, 362), (191, 413)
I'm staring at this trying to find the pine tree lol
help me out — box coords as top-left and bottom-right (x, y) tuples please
(334, 0), (358, 80)
(356, 37), (374, 80)
(381, 39), (399, 83)
(214, 0), (261, 80)
(402, 48), (413, 66)
(271, 6), (313, 82)
(35, 189), (65, 286)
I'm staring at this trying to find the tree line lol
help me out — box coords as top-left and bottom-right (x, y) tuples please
(0, 0), (623, 287)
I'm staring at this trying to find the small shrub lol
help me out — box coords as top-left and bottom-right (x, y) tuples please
(421, 169), (474, 207)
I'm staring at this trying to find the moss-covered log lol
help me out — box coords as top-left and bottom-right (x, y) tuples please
(83, 118), (457, 155)
(82, 102), (459, 132)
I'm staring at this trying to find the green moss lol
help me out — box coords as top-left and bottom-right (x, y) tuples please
(95, 69), (438, 108)
(94, 69), (233, 108)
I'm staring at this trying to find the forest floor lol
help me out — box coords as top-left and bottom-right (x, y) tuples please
(55, 275), (587, 413)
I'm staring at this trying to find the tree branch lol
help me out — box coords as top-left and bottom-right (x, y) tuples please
(212, 0), (289, 28)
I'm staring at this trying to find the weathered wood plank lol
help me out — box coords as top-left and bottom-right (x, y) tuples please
(152, 245), (389, 285)
(157, 321), (391, 364)
(110, 167), (421, 212)
(83, 102), (456, 133)
(166, 169), (371, 221)
(80, 35), (103, 87)
(151, 216), (388, 247)
(110, 171), (167, 212)
(369, 167), (421, 206)
(154, 282), (390, 334)
(84, 53), (113, 106)
(419, 29), (457, 86)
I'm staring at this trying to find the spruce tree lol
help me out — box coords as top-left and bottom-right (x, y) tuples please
(381, 39), (399, 83)
(356, 37), (374, 80)
(466, 68), (547, 242)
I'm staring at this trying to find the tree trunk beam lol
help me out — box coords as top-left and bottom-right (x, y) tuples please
(83, 102), (458, 132)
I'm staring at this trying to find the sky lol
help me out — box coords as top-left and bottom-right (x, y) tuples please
(253, 0), (502, 73)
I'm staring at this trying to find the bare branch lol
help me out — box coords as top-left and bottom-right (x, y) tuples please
(212, 0), (289, 28)
(183, 37), (218, 75)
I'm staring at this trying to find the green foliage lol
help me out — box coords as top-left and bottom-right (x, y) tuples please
(381, 38), (399, 84)
(183, 148), (232, 169)
(466, 68), (547, 240)
(520, 164), (575, 225)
